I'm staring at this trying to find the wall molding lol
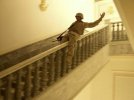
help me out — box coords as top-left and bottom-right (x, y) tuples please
(112, 70), (134, 100)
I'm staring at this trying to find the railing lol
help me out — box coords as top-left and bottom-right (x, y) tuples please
(111, 21), (128, 41)
(0, 25), (109, 100)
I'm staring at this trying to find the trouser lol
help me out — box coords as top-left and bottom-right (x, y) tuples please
(61, 31), (80, 66)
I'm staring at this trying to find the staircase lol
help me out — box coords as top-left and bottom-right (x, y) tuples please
(0, 25), (109, 100)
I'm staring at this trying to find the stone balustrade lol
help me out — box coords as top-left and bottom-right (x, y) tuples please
(0, 25), (109, 100)
(111, 21), (128, 41)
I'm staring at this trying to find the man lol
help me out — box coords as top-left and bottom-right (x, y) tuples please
(61, 12), (105, 71)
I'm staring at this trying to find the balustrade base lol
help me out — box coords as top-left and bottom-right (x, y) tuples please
(34, 45), (110, 100)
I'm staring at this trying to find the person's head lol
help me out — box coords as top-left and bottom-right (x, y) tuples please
(75, 13), (83, 21)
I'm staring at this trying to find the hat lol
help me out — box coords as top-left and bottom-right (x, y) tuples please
(75, 13), (83, 19)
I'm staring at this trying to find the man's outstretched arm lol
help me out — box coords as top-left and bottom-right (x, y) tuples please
(85, 12), (105, 28)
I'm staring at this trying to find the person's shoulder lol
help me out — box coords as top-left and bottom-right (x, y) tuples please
(71, 21), (76, 25)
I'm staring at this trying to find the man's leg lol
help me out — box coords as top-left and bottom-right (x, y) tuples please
(66, 33), (78, 71)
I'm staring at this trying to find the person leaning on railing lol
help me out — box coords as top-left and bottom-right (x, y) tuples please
(60, 12), (105, 70)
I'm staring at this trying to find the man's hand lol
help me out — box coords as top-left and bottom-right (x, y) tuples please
(100, 12), (105, 19)
(96, 12), (105, 24)
(57, 36), (63, 41)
